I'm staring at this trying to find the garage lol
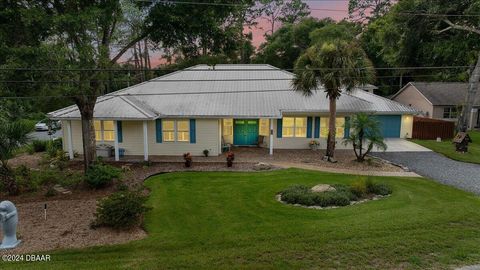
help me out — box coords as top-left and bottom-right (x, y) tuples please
(375, 115), (401, 138)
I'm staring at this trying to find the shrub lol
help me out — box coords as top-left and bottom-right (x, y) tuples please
(46, 138), (63, 158)
(281, 185), (351, 207)
(350, 178), (367, 198)
(85, 163), (121, 188)
(183, 153), (192, 167)
(93, 190), (150, 229)
(31, 140), (48, 152)
(367, 181), (392, 196)
(203, 149), (209, 157)
(14, 165), (38, 192)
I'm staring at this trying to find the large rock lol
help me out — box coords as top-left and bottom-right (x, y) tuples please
(253, 162), (272, 171)
(311, 184), (336, 193)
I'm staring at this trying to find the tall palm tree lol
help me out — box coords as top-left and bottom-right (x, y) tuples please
(292, 40), (375, 161)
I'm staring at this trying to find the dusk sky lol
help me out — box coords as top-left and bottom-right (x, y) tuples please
(148, 0), (350, 66)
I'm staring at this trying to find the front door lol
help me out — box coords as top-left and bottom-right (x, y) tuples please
(234, 119), (259, 145)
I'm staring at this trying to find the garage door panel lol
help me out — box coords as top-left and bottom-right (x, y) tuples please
(375, 115), (401, 138)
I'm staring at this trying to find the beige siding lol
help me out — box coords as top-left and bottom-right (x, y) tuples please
(400, 115), (414, 138)
(64, 119), (220, 156)
(393, 85), (433, 117)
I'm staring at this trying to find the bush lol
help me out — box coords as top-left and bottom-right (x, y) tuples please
(280, 185), (351, 207)
(31, 140), (48, 152)
(85, 163), (121, 188)
(46, 138), (63, 158)
(14, 165), (38, 192)
(350, 178), (367, 198)
(366, 181), (392, 196)
(93, 190), (150, 229)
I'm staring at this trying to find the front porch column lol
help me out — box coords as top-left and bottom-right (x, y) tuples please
(143, 120), (149, 161)
(269, 118), (274, 155)
(113, 120), (119, 161)
(67, 120), (74, 160)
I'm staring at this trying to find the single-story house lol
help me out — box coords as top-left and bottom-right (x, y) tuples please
(48, 64), (417, 161)
(391, 82), (480, 129)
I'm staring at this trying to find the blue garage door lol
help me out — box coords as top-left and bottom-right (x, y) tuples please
(375, 115), (401, 138)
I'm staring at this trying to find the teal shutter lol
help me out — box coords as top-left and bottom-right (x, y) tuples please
(117, 121), (123, 143)
(276, 119), (282, 138)
(155, 119), (162, 143)
(314, 117), (320, 138)
(190, 119), (196, 143)
(306, 117), (313, 138)
(344, 117), (350, 138)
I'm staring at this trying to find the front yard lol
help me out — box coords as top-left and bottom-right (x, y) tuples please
(412, 131), (480, 164)
(6, 169), (480, 269)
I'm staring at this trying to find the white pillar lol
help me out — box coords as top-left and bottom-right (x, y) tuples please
(113, 120), (119, 161)
(67, 120), (74, 160)
(269, 119), (274, 155)
(143, 120), (149, 161)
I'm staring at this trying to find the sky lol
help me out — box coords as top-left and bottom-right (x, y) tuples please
(147, 0), (350, 66)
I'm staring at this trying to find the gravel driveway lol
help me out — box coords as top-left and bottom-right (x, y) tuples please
(372, 152), (480, 195)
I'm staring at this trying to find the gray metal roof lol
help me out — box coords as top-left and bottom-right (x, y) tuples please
(350, 89), (418, 114)
(393, 82), (480, 106)
(49, 64), (417, 120)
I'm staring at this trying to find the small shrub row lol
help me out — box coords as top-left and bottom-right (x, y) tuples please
(11, 165), (84, 194)
(85, 163), (122, 188)
(280, 180), (392, 208)
(92, 190), (150, 229)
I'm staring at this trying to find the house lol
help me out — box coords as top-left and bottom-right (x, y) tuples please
(391, 82), (480, 129)
(48, 64), (417, 161)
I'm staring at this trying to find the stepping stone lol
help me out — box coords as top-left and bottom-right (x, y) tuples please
(53, 184), (71, 194)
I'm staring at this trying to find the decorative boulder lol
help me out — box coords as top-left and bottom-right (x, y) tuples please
(311, 184), (336, 193)
(253, 162), (272, 171)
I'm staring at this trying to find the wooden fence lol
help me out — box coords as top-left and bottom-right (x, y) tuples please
(412, 117), (455, 140)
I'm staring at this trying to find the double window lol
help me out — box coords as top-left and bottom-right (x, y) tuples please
(163, 120), (189, 142)
(282, 117), (307, 138)
(94, 120), (115, 142)
(443, 107), (458, 119)
(320, 118), (345, 138)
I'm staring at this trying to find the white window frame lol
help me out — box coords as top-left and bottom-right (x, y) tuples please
(320, 117), (345, 138)
(443, 107), (458, 119)
(259, 119), (270, 136)
(223, 119), (233, 136)
(162, 119), (190, 143)
(282, 117), (307, 138)
(94, 120), (115, 142)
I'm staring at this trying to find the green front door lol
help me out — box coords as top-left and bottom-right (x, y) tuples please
(234, 119), (259, 145)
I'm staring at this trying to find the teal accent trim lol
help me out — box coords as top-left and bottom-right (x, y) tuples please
(306, 117), (313, 138)
(155, 119), (162, 143)
(375, 115), (401, 138)
(276, 119), (282, 138)
(233, 119), (258, 145)
(190, 119), (196, 143)
(314, 117), (320, 138)
(344, 117), (350, 138)
(117, 121), (123, 143)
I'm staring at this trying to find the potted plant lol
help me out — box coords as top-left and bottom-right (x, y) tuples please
(226, 151), (235, 167)
(309, 140), (320, 151)
(203, 149), (209, 157)
(183, 152), (192, 167)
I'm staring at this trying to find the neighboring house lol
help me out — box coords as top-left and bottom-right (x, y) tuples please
(391, 82), (480, 129)
(49, 64), (417, 160)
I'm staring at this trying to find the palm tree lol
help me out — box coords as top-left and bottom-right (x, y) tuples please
(292, 40), (375, 162)
(343, 113), (387, 162)
(0, 121), (32, 195)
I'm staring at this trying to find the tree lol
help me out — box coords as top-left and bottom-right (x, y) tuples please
(0, 121), (32, 195)
(258, 0), (310, 35)
(293, 39), (375, 162)
(348, 0), (393, 23)
(343, 113), (387, 162)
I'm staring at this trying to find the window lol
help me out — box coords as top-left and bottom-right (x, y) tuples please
(443, 107), (458, 119)
(177, 120), (190, 142)
(282, 117), (307, 138)
(94, 120), (115, 142)
(162, 120), (190, 142)
(223, 119), (233, 136)
(163, 120), (175, 142)
(320, 118), (345, 138)
(259, 119), (270, 136)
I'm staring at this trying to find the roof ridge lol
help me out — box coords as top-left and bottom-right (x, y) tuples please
(119, 96), (157, 118)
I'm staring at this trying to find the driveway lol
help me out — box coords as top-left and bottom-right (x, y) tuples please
(373, 138), (432, 152)
(28, 129), (63, 141)
(372, 151), (480, 195)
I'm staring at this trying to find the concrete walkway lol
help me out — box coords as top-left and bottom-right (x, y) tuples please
(373, 138), (432, 152)
(271, 161), (421, 177)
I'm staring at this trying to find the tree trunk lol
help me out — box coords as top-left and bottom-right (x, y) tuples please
(78, 98), (97, 172)
(458, 54), (480, 131)
(358, 129), (364, 162)
(326, 97), (337, 159)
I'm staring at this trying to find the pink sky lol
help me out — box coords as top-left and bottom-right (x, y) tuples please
(148, 1), (349, 66)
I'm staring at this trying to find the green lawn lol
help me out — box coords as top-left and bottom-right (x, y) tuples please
(7, 169), (480, 269)
(412, 131), (480, 164)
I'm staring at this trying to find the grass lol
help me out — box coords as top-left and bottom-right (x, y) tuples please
(6, 169), (480, 269)
(412, 131), (480, 164)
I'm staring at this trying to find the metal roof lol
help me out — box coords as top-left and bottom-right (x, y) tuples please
(350, 89), (418, 114)
(49, 64), (416, 120)
(392, 82), (480, 106)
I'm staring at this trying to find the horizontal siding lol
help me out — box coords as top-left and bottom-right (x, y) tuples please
(400, 115), (414, 139)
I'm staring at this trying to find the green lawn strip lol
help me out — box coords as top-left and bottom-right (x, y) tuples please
(6, 169), (480, 269)
(412, 131), (480, 164)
